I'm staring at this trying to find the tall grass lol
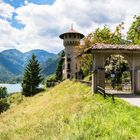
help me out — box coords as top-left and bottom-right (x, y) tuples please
(0, 80), (140, 140)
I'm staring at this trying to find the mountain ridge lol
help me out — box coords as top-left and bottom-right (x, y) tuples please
(0, 48), (57, 54)
(0, 49), (59, 83)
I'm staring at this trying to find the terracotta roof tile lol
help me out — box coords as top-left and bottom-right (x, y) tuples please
(83, 44), (140, 54)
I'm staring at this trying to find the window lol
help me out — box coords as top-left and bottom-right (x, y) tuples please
(67, 57), (71, 62)
(67, 53), (70, 57)
(75, 72), (78, 79)
(67, 74), (70, 79)
(75, 64), (77, 69)
(67, 63), (70, 69)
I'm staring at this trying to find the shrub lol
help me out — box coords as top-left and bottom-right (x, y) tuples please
(0, 99), (10, 114)
(46, 75), (58, 88)
(0, 87), (8, 99)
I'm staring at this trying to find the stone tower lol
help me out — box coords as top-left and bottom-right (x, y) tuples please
(59, 26), (84, 79)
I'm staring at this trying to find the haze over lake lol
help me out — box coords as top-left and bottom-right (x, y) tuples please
(0, 84), (21, 94)
(0, 84), (44, 94)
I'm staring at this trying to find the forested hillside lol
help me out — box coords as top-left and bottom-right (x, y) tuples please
(0, 49), (58, 83)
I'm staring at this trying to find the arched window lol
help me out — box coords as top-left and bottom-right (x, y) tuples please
(75, 72), (78, 79)
(67, 74), (70, 79)
(67, 63), (70, 69)
(75, 64), (77, 69)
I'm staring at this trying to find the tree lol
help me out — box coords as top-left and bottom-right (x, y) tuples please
(127, 15), (140, 45)
(78, 33), (94, 77)
(0, 87), (8, 99)
(0, 99), (9, 114)
(80, 24), (126, 78)
(79, 53), (92, 77)
(91, 24), (125, 45)
(105, 55), (129, 88)
(22, 54), (43, 96)
(55, 51), (65, 81)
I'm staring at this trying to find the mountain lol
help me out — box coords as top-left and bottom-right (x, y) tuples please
(41, 58), (59, 76)
(0, 49), (58, 83)
(0, 52), (23, 75)
(24, 49), (57, 63)
(1, 49), (25, 66)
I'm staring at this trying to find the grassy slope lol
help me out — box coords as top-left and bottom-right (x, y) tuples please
(0, 80), (140, 140)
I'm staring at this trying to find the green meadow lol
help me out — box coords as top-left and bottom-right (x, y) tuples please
(0, 80), (140, 140)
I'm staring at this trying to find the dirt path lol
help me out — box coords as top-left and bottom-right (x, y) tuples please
(117, 94), (140, 107)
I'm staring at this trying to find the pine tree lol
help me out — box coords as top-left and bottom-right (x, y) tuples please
(22, 54), (43, 96)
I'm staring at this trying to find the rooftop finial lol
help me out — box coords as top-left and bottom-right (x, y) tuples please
(71, 24), (73, 30)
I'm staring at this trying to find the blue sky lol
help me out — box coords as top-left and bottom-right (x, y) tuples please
(4, 0), (55, 8)
(0, 0), (139, 53)
(3, 0), (55, 29)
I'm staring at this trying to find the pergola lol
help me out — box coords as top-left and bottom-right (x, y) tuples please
(85, 44), (140, 94)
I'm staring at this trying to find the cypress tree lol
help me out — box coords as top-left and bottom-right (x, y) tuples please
(56, 51), (65, 81)
(22, 54), (43, 96)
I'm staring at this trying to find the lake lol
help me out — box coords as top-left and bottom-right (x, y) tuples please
(0, 84), (44, 94)
(0, 83), (22, 94)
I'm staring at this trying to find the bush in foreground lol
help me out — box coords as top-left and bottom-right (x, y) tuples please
(0, 99), (10, 114)
(0, 87), (8, 99)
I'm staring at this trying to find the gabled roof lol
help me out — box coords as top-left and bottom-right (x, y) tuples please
(85, 44), (140, 53)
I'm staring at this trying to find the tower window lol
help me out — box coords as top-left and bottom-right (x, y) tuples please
(75, 64), (77, 69)
(67, 57), (71, 62)
(67, 63), (70, 69)
(67, 74), (70, 79)
(75, 72), (78, 79)
(69, 34), (71, 38)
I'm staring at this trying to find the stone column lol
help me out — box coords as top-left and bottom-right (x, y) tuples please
(135, 69), (140, 93)
(131, 54), (140, 94)
(97, 68), (105, 89)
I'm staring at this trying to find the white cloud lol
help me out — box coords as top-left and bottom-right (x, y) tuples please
(24, 0), (28, 6)
(0, 1), (14, 19)
(0, 0), (140, 53)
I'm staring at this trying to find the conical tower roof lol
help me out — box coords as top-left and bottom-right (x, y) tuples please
(59, 26), (84, 39)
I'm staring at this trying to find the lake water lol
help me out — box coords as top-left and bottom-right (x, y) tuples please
(0, 84), (44, 94)
(0, 83), (22, 94)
